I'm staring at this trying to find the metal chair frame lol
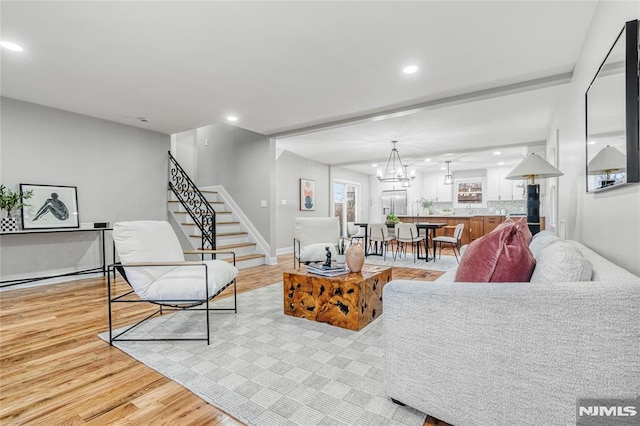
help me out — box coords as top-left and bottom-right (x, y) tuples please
(394, 223), (426, 262)
(433, 223), (465, 262)
(107, 252), (237, 345)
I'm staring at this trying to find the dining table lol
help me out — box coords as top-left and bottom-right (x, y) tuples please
(415, 222), (447, 261)
(353, 222), (371, 256)
(353, 222), (446, 261)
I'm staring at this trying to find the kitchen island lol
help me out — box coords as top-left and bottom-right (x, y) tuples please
(397, 215), (545, 246)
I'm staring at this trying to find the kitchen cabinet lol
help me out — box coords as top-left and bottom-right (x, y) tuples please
(483, 215), (502, 234)
(470, 217), (484, 242)
(487, 168), (512, 201)
(398, 215), (545, 247)
(423, 174), (453, 202)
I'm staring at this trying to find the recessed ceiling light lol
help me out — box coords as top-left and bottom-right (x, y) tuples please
(440, 166), (447, 171)
(403, 65), (418, 74)
(0, 41), (23, 52)
(498, 161), (505, 166)
(493, 151), (501, 155)
(588, 141), (596, 145)
(139, 117), (150, 123)
(424, 158), (431, 162)
(444, 153), (454, 156)
(226, 115), (238, 122)
(371, 163), (378, 167)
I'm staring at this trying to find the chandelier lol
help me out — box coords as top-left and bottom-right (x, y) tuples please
(376, 141), (416, 186)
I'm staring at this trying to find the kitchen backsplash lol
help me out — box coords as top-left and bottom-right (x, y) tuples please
(425, 200), (526, 215)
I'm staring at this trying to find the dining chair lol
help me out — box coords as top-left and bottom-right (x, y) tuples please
(368, 223), (395, 260)
(432, 223), (465, 262)
(345, 221), (365, 246)
(394, 222), (426, 262)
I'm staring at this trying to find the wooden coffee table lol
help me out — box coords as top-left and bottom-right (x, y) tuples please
(283, 265), (392, 331)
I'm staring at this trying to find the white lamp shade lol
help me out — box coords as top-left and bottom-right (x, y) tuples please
(505, 153), (563, 180)
(587, 145), (626, 174)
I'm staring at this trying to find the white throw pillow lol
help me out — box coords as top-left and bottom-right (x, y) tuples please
(529, 232), (561, 259)
(530, 241), (593, 283)
(299, 243), (337, 263)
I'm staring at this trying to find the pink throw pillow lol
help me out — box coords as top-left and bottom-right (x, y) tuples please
(490, 217), (532, 245)
(454, 222), (536, 282)
(513, 217), (532, 245)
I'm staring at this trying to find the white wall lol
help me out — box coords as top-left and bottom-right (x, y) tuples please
(0, 97), (170, 283)
(275, 149), (331, 250)
(191, 123), (271, 240)
(550, 3), (640, 275)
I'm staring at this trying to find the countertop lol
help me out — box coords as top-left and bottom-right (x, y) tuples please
(397, 214), (528, 218)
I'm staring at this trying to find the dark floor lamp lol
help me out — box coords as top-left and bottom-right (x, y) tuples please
(505, 153), (563, 235)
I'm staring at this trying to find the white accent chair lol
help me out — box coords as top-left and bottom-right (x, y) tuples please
(432, 223), (465, 262)
(293, 217), (340, 269)
(368, 223), (396, 261)
(394, 223), (426, 262)
(108, 220), (239, 345)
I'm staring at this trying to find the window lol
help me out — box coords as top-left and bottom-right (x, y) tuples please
(333, 181), (359, 236)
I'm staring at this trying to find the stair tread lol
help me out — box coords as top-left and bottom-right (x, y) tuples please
(185, 242), (256, 250)
(168, 189), (218, 194)
(183, 252), (264, 263)
(208, 242), (256, 249)
(229, 254), (264, 263)
(168, 200), (223, 205)
(186, 231), (248, 237)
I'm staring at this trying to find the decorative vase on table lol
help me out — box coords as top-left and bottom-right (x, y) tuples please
(1, 217), (17, 232)
(346, 243), (365, 273)
(336, 254), (346, 266)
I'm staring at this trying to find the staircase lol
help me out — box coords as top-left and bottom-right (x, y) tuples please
(167, 152), (266, 269)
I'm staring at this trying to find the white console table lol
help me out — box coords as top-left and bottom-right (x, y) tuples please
(0, 228), (113, 288)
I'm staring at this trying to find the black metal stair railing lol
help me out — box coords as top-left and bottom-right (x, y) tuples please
(168, 151), (216, 251)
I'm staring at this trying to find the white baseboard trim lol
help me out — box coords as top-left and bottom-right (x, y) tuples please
(276, 246), (293, 256)
(0, 272), (103, 291)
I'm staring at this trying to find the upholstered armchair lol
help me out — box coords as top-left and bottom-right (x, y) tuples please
(293, 217), (340, 269)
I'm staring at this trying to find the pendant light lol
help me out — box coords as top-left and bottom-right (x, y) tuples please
(443, 161), (453, 185)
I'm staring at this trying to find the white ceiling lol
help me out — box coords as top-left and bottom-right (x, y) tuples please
(1, 1), (598, 173)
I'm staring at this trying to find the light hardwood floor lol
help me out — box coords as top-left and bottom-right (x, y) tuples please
(0, 253), (452, 425)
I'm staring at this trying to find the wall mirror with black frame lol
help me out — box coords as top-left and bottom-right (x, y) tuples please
(586, 19), (639, 193)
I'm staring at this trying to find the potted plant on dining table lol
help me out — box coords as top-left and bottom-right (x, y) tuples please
(385, 213), (400, 226)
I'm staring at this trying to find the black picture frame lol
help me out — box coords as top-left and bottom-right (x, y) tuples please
(20, 184), (79, 229)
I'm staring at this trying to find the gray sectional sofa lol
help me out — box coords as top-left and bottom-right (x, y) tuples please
(383, 233), (640, 425)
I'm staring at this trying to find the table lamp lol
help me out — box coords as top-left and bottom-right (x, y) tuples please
(505, 153), (563, 235)
(587, 145), (626, 188)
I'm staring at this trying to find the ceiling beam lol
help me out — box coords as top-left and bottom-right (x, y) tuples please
(269, 72), (572, 139)
(330, 140), (547, 168)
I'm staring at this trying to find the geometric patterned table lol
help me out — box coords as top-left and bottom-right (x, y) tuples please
(283, 265), (393, 331)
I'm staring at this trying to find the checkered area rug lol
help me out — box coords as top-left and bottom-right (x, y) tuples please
(100, 283), (428, 426)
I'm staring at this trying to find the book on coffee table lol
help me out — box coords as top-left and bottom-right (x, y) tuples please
(307, 264), (348, 276)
